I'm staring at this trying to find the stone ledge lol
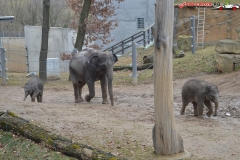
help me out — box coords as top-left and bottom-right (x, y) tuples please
(215, 40), (240, 54)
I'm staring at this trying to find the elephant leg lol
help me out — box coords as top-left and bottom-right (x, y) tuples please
(85, 81), (95, 102)
(30, 93), (35, 102)
(100, 76), (108, 104)
(180, 96), (189, 115)
(196, 102), (204, 117)
(37, 93), (43, 103)
(37, 94), (40, 102)
(78, 82), (85, 102)
(39, 93), (43, 102)
(192, 102), (198, 116)
(204, 100), (213, 117)
(73, 83), (81, 103)
(31, 96), (35, 102)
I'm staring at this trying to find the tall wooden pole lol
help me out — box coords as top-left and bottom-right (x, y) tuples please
(152, 0), (184, 155)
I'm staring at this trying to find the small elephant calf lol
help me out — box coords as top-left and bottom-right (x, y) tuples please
(180, 79), (219, 117)
(24, 76), (44, 102)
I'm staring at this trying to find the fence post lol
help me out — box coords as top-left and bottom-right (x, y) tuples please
(0, 33), (2, 48)
(132, 41), (137, 84)
(0, 48), (7, 84)
(191, 16), (196, 54)
(25, 46), (29, 73)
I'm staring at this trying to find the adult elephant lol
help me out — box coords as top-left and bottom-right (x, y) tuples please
(69, 48), (118, 106)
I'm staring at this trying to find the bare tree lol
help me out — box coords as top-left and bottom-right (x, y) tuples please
(66, 0), (124, 50)
(0, 0), (74, 34)
(152, 0), (184, 156)
(73, 0), (92, 51)
(39, 0), (50, 81)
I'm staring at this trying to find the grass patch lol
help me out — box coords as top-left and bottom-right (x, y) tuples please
(173, 46), (217, 78)
(113, 45), (217, 85)
(0, 130), (76, 160)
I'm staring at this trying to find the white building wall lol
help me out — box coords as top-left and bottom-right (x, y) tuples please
(24, 25), (76, 73)
(100, 0), (155, 50)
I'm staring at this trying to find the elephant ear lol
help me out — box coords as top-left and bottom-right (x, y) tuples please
(113, 54), (118, 64)
(203, 86), (210, 94)
(88, 55), (99, 66)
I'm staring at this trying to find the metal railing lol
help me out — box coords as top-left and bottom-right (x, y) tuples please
(103, 23), (154, 55)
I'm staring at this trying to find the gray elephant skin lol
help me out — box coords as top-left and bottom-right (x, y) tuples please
(24, 76), (44, 102)
(180, 79), (219, 117)
(69, 48), (118, 106)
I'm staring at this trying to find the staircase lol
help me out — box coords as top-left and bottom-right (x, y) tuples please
(103, 24), (154, 55)
(196, 7), (205, 49)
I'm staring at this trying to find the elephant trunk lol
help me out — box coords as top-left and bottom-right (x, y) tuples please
(107, 66), (114, 106)
(214, 100), (218, 116)
(24, 91), (28, 101)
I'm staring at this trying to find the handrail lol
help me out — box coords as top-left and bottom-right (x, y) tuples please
(103, 23), (154, 55)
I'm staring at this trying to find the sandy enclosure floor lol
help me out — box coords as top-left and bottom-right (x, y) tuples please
(1, 71), (240, 159)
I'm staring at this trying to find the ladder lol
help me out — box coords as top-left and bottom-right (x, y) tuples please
(196, 7), (205, 49)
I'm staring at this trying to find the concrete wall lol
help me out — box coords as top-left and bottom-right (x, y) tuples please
(1, 37), (26, 72)
(24, 25), (76, 73)
(100, 0), (155, 50)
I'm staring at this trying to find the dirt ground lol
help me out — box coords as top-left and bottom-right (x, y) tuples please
(1, 70), (240, 160)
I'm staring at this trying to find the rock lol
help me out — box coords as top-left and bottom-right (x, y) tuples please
(236, 28), (240, 40)
(173, 45), (185, 58)
(177, 35), (192, 51)
(216, 53), (234, 73)
(143, 55), (153, 64)
(215, 40), (240, 54)
(234, 55), (240, 70)
(82, 148), (93, 158)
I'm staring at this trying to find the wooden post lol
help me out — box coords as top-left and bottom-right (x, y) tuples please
(152, 0), (184, 156)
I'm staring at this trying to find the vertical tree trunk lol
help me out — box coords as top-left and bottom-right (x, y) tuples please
(74, 0), (92, 51)
(152, 0), (184, 156)
(39, 0), (50, 81)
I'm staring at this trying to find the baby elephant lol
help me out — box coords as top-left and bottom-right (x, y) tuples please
(24, 76), (44, 102)
(180, 79), (219, 117)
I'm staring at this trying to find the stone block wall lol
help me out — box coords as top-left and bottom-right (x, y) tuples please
(215, 29), (240, 73)
(177, 8), (240, 43)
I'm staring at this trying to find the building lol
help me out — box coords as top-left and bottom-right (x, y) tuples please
(100, 0), (156, 50)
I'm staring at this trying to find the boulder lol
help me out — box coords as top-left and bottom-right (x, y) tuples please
(173, 45), (185, 58)
(216, 53), (234, 73)
(215, 39), (240, 54)
(177, 35), (192, 51)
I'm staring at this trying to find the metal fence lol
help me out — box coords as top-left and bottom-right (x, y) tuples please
(0, 31), (25, 37)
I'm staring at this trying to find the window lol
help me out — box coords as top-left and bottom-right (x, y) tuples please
(137, 18), (144, 29)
